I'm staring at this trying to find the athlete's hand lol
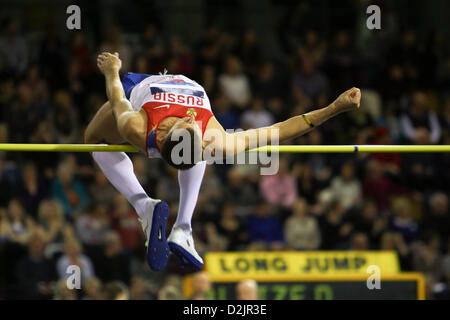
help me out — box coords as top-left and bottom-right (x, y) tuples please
(97, 52), (122, 75)
(333, 87), (361, 113)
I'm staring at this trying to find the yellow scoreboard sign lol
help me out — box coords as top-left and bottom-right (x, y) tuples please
(205, 251), (400, 277)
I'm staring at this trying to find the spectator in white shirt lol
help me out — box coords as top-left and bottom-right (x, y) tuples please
(56, 237), (95, 284)
(321, 161), (362, 211)
(219, 56), (252, 108)
(284, 198), (321, 250)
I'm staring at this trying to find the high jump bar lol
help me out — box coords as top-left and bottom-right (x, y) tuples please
(0, 144), (449, 153)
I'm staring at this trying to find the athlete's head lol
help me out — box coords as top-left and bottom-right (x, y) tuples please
(160, 115), (203, 170)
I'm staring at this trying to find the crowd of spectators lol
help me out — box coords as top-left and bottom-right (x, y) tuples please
(0, 11), (449, 300)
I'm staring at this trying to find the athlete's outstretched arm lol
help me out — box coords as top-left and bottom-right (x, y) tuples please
(97, 52), (146, 151)
(205, 88), (361, 157)
(97, 52), (132, 120)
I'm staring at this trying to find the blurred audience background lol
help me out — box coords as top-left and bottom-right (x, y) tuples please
(0, 0), (449, 300)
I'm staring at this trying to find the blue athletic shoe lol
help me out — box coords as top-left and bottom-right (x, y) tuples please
(139, 200), (170, 271)
(168, 227), (204, 270)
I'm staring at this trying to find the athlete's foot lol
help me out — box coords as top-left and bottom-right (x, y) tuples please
(168, 226), (204, 270)
(138, 199), (170, 271)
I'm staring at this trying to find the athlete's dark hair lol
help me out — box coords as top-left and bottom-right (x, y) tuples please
(161, 126), (202, 170)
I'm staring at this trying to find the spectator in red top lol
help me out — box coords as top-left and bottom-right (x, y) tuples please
(370, 126), (401, 175)
(71, 32), (95, 76)
(362, 159), (402, 213)
(260, 156), (298, 209)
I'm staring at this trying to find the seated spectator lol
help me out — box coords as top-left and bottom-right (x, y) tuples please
(385, 30), (422, 89)
(132, 154), (152, 190)
(401, 134), (440, 191)
(158, 284), (182, 300)
(6, 198), (33, 245)
(224, 167), (260, 212)
(236, 279), (259, 300)
(52, 279), (77, 300)
(7, 84), (39, 143)
(16, 228), (57, 299)
(236, 30), (261, 75)
(349, 232), (369, 250)
(48, 90), (80, 144)
(247, 202), (284, 249)
(266, 97), (289, 123)
(103, 281), (130, 300)
(129, 276), (153, 300)
(305, 130), (332, 183)
(320, 161), (362, 211)
(284, 198), (321, 250)
(89, 168), (116, 206)
(380, 231), (412, 271)
(252, 60), (286, 101)
(96, 231), (131, 286)
(214, 202), (248, 251)
(326, 30), (357, 94)
(83, 277), (103, 300)
(218, 55), (252, 108)
(292, 160), (324, 205)
(19, 65), (49, 107)
(389, 197), (420, 244)
(199, 64), (217, 95)
(413, 233), (442, 285)
(56, 237), (95, 284)
(350, 200), (387, 246)
(318, 200), (352, 250)
(292, 56), (328, 102)
(37, 199), (66, 257)
(75, 204), (110, 248)
(297, 29), (326, 68)
(241, 96), (275, 130)
(51, 162), (89, 217)
(197, 25), (233, 67)
(260, 157), (298, 209)
(400, 91), (441, 144)
(132, 54), (150, 74)
(189, 271), (211, 300)
(422, 192), (450, 249)
(156, 166), (180, 204)
(139, 23), (164, 63)
(99, 27), (132, 72)
(369, 126), (401, 175)
(362, 159), (400, 213)
(213, 92), (240, 130)
(16, 162), (48, 219)
(166, 35), (193, 75)
(70, 32), (95, 77)
(0, 18), (28, 74)
(196, 165), (224, 221)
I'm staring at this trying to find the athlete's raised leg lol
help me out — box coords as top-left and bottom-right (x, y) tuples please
(87, 55), (170, 271)
(85, 100), (154, 221)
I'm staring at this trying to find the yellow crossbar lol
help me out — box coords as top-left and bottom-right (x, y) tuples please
(0, 144), (449, 153)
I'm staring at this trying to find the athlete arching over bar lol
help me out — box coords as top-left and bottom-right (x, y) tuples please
(85, 52), (361, 271)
